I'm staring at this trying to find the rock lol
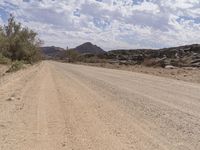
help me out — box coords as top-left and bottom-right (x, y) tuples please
(7, 97), (15, 101)
(61, 143), (66, 147)
(165, 65), (176, 69)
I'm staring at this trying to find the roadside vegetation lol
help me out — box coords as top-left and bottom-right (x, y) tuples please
(66, 49), (80, 63)
(0, 14), (42, 72)
(65, 49), (107, 64)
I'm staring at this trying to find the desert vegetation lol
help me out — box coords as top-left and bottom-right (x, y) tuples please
(0, 15), (42, 71)
(41, 42), (200, 69)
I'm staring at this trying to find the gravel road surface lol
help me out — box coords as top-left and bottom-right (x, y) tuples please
(0, 61), (200, 150)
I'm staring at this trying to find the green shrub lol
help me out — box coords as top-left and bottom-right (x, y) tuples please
(0, 53), (11, 64)
(66, 49), (80, 62)
(0, 14), (42, 64)
(6, 61), (24, 73)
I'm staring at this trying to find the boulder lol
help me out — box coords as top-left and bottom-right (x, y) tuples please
(165, 65), (177, 69)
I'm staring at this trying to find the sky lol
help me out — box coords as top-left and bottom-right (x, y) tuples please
(0, 0), (200, 50)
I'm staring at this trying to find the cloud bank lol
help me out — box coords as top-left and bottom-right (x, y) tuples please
(0, 0), (200, 50)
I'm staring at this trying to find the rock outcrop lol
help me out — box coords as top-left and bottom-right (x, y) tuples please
(105, 44), (200, 67)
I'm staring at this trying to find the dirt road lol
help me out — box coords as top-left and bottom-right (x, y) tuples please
(0, 61), (200, 150)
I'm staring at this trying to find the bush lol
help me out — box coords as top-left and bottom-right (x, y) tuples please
(66, 49), (80, 62)
(0, 14), (42, 64)
(6, 61), (24, 73)
(0, 53), (11, 64)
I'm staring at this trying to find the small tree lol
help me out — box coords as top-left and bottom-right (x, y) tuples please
(0, 14), (42, 63)
(0, 26), (3, 51)
(66, 49), (80, 62)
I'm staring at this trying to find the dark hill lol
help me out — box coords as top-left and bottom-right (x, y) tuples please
(41, 46), (66, 59)
(74, 42), (105, 54)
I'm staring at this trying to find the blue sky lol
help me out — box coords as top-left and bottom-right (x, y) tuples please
(0, 0), (200, 50)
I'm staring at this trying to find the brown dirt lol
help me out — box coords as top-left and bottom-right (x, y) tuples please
(79, 62), (200, 83)
(0, 64), (8, 76)
(0, 61), (200, 150)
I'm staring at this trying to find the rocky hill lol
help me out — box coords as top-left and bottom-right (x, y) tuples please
(74, 42), (105, 54)
(41, 46), (66, 60)
(41, 42), (105, 59)
(104, 44), (200, 68)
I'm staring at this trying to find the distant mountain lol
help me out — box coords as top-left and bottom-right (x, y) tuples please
(41, 46), (66, 59)
(41, 44), (200, 68)
(74, 42), (105, 54)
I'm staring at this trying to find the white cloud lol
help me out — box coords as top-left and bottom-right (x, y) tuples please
(0, 0), (200, 50)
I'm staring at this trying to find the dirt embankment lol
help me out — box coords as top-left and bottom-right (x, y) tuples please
(0, 61), (200, 150)
(78, 62), (200, 83)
